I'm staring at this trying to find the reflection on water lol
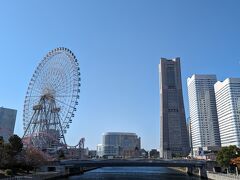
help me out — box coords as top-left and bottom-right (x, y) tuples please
(68, 167), (201, 180)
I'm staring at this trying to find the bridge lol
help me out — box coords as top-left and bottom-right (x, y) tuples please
(60, 159), (207, 178)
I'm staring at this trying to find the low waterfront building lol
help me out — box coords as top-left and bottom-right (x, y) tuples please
(139, 149), (148, 158)
(0, 107), (17, 142)
(88, 150), (97, 158)
(193, 146), (220, 160)
(149, 149), (160, 158)
(65, 147), (88, 159)
(97, 132), (141, 158)
(97, 144), (103, 157)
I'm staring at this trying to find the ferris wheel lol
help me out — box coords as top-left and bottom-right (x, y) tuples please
(23, 47), (80, 150)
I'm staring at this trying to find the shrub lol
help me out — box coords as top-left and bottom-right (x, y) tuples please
(4, 169), (13, 176)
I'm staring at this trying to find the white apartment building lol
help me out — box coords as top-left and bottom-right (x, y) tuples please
(214, 78), (240, 147)
(187, 75), (221, 156)
(96, 144), (103, 157)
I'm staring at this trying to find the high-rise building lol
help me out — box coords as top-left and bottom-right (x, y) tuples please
(0, 107), (17, 142)
(214, 78), (240, 147)
(159, 57), (190, 158)
(187, 75), (221, 156)
(97, 132), (141, 158)
(187, 117), (193, 157)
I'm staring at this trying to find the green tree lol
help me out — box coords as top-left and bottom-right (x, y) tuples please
(0, 136), (4, 165)
(217, 145), (240, 168)
(0, 135), (23, 168)
(0, 136), (4, 145)
(8, 134), (23, 155)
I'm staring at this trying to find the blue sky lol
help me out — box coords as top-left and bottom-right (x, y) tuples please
(0, 0), (240, 150)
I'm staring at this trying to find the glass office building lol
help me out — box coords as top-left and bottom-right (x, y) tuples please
(215, 78), (240, 147)
(0, 107), (17, 142)
(187, 75), (221, 156)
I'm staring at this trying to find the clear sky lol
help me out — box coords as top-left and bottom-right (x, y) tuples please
(0, 0), (240, 150)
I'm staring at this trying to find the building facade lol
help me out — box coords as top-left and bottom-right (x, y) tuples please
(187, 75), (221, 156)
(0, 107), (17, 142)
(96, 144), (103, 157)
(214, 78), (240, 147)
(187, 118), (194, 157)
(97, 132), (141, 158)
(159, 57), (190, 158)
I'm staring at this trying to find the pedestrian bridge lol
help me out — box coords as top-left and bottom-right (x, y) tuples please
(60, 159), (207, 178)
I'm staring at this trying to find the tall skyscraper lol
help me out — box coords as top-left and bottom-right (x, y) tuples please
(159, 57), (190, 158)
(187, 75), (221, 156)
(0, 107), (17, 142)
(214, 78), (240, 147)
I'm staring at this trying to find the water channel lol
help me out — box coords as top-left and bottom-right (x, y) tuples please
(66, 167), (201, 180)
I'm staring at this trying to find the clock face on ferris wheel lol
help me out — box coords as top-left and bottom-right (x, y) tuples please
(23, 47), (80, 149)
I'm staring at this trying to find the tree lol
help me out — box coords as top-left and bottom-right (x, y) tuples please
(217, 145), (240, 168)
(23, 147), (48, 170)
(231, 157), (240, 169)
(0, 135), (23, 168)
(8, 134), (23, 155)
(0, 136), (4, 165)
(0, 136), (4, 145)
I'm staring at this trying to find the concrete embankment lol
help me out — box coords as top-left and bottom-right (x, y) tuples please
(207, 171), (240, 180)
(171, 167), (196, 174)
(170, 167), (202, 178)
(1, 167), (97, 180)
(170, 167), (186, 174)
(2, 172), (66, 180)
(172, 167), (240, 180)
(45, 167), (98, 180)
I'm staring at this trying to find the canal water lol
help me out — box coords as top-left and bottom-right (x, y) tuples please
(67, 167), (201, 180)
